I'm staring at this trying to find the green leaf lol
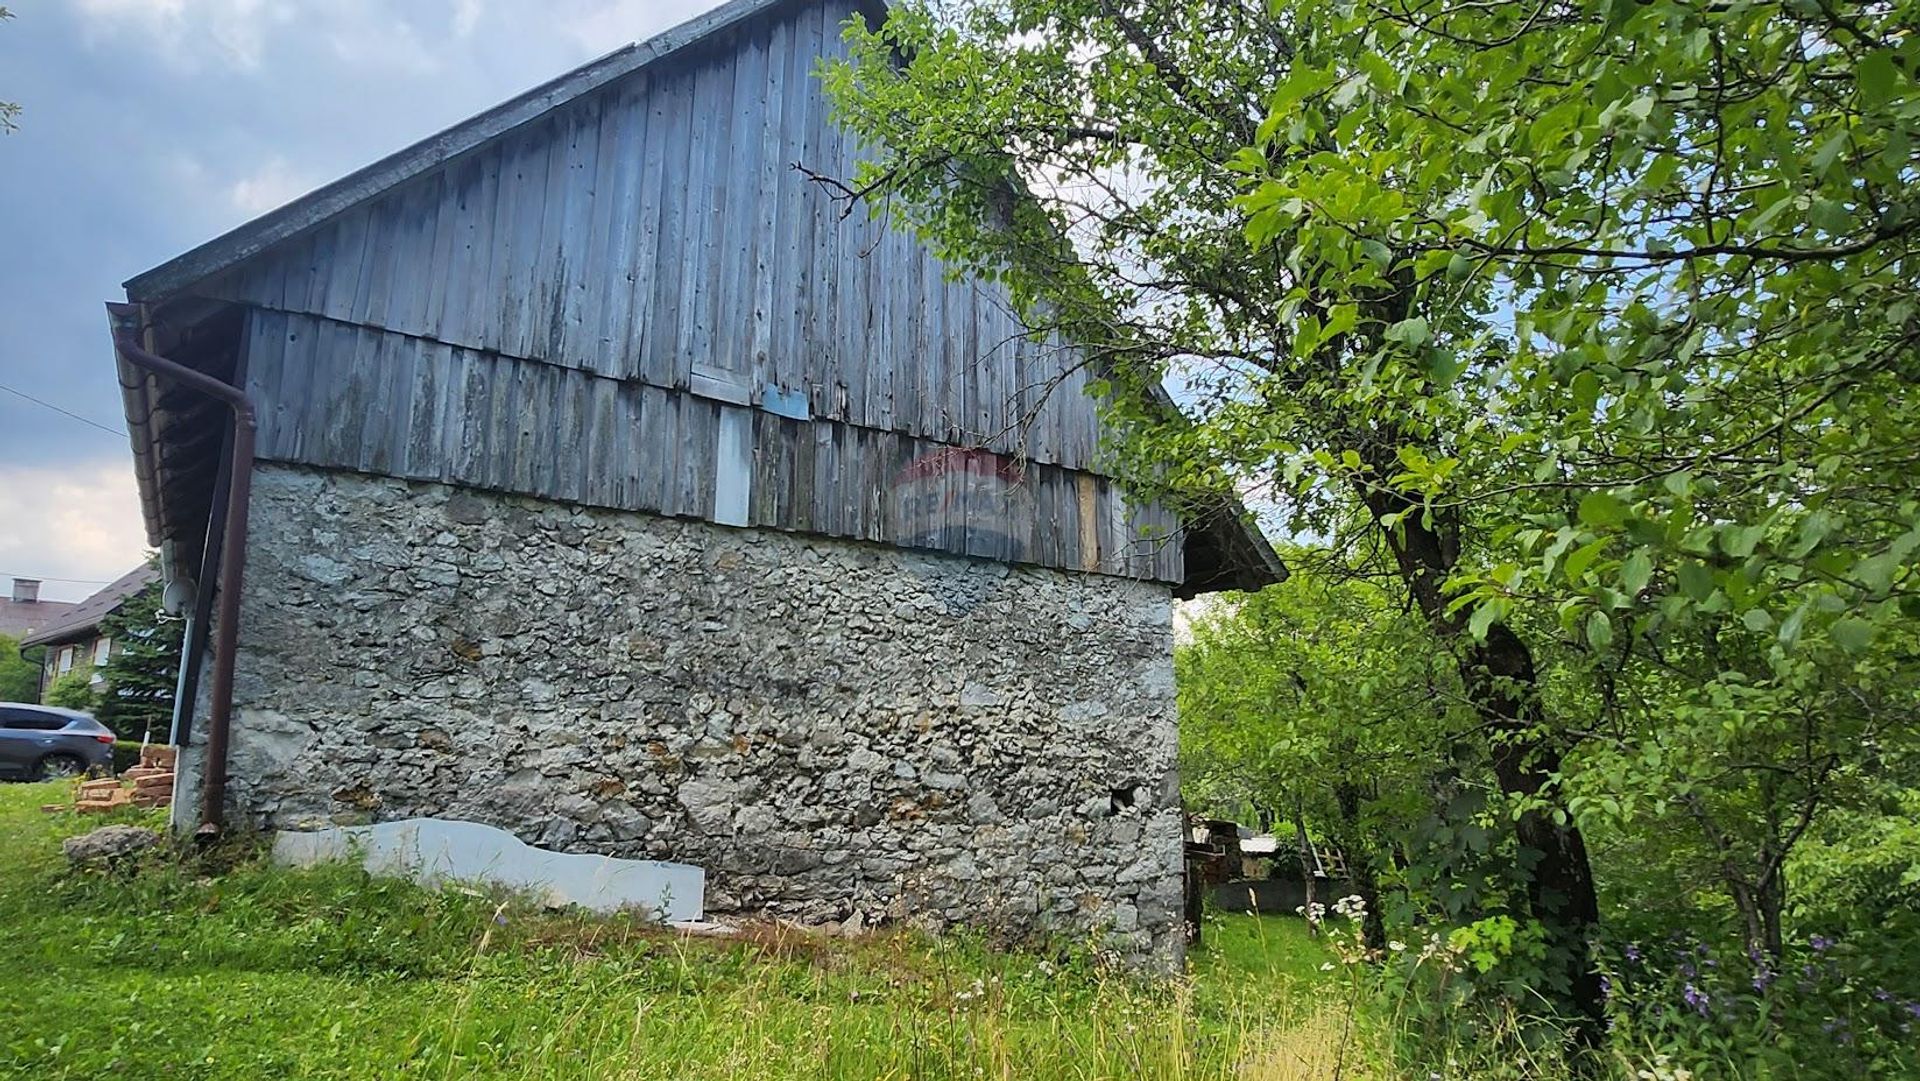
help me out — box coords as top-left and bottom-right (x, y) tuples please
(1676, 562), (1715, 601)
(1858, 49), (1899, 108)
(1570, 371), (1601, 413)
(1621, 551), (1652, 595)
(1778, 603), (1810, 647)
(1563, 537), (1609, 582)
(1830, 617), (1874, 654)
(1384, 316), (1430, 346)
(1719, 525), (1766, 559)
(1586, 610), (1613, 652)
(1468, 598), (1504, 642)
(1578, 493), (1629, 528)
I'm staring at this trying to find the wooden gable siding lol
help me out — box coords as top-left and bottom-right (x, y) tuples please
(202, 0), (1101, 474)
(243, 309), (1182, 581)
(201, 0), (1183, 583)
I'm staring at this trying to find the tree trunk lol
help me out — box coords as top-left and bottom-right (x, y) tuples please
(1333, 776), (1387, 950)
(1467, 624), (1605, 1032)
(1294, 804), (1319, 934)
(1358, 478), (1606, 1045)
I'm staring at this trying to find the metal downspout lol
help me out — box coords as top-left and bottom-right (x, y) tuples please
(107, 302), (256, 836)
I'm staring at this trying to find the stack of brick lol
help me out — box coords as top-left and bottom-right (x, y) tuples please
(71, 745), (178, 814)
(122, 745), (177, 810)
(75, 778), (133, 814)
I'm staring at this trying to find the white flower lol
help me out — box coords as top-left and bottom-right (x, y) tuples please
(1389, 940), (1407, 952)
(1320, 961), (1336, 971)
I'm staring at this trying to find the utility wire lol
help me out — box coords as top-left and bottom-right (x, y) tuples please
(0, 572), (114, 585)
(0, 382), (126, 438)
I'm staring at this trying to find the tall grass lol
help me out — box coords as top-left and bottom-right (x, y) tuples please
(0, 781), (1684, 1080)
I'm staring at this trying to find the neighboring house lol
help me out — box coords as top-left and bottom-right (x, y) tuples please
(0, 578), (78, 641)
(106, 0), (1280, 967)
(22, 566), (161, 695)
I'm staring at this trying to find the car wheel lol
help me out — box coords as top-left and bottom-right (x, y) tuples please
(33, 754), (88, 781)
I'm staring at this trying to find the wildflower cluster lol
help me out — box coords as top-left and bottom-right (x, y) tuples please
(1602, 932), (1919, 1077)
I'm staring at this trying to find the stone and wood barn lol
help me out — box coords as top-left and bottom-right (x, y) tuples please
(108, 0), (1279, 965)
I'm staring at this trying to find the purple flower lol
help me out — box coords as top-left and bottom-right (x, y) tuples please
(1752, 968), (1774, 993)
(1873, 988), (1893, 1003)
(1600, 975), (1612, 998)
(1904, 1001), (1920, 1020)
(1682, 983), (1710, 1017)
(1810, 935), (1833, 953)
(1624, 944), (1643, 963)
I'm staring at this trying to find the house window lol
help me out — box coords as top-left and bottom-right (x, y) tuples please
(93, 638), (112, 666)
(57, 647), (74, 674)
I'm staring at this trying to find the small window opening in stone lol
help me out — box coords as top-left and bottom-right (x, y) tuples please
(1109, 785), (1137, 813)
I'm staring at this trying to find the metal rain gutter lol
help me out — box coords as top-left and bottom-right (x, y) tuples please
(106, 301), (256, 837)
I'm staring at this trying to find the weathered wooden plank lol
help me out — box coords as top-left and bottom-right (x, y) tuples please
(751, 11), (794, 397)
(675, 49), (727, 385)
(647, 68), (696, 389)
(713, 24), (767, 385)
(714, 403), (753, 527)
(636, 383), (676, 515)
(365, 327), (409, 477)
(580, 374), (621, 507)
(530, 110), (577, 363)
(577, 83), (626, 379)
(551, 94), (603, 367)
(498, 121), (556, 359)
(243, 310), (286, 458)
(403, 339), (451, 482)
(1075, 472), (1101, 573)
(628, 73), (673, 384)
(810, 418), (838, 539)
(677, 396), (718, 520)
(435, 149), (491, 345)
(614, 380), (645, 510)
(387, 173), (439, 335)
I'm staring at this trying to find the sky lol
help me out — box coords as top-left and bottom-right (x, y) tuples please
(0, 0), (724, 601)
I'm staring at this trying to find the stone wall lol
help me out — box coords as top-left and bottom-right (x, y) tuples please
(223, 464), (1184, 966)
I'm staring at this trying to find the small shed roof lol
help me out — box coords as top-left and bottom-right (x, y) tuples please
(20, 565), (159, 649)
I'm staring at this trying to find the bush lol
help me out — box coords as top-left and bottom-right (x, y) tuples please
(110, 741), (145, 776)
(43, 671), (98, 711)
(0, 633), (39, 702)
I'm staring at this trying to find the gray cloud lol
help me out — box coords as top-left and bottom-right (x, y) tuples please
(0, 0), (720, 588)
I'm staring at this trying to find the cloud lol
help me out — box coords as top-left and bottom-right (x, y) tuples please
(0, 461), (149, 604)
(70, 0), (294, 71)
(226, 156), (314, 217)
(557, 0), (716, 55)
(451, 0), (485, 39)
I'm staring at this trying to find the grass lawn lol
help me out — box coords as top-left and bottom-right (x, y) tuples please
(0, 782), (1361, 1080)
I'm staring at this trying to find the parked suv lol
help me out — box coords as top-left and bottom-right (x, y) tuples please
(0, 704), (115, 780)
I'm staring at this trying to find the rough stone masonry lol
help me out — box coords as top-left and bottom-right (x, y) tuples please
(220, 465), (1185, 967)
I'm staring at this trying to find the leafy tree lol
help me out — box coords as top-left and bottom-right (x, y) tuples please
(826, 0), (1920, 1040)
(0, 7), (18, 134)
(1181, 565), (1490, 951)
(43, 670), (97, 711)
(825, 0), (1606, 1031)
(0, 634), (39, 702)
(95, 578), (181, 743)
